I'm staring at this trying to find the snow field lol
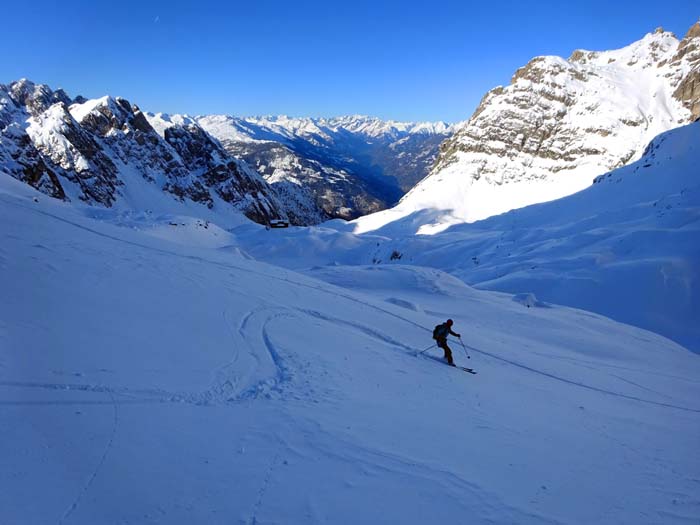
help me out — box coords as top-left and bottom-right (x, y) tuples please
(233, 122), (700, 354)
(1, 177), (699, 524)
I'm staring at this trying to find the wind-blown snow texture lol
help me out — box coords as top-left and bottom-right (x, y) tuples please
(357, 24), (700, 234)
(1, 173), (699, 524)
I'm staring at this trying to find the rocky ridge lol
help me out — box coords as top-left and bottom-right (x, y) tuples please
(0, 80), (284, 224)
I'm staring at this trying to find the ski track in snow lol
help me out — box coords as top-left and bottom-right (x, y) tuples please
(249, 449), (281, 525)
(2, 299), (695, 418)
(527, 350), (700, 383)
(234, 308), (298, 402)
(298, 309), (699, 414)
(0, 306), (304, 409)
(461, 343), (700, 413)
(0, 381), (180, 405)
(58, 391), (118, 525)
(300, 419), (564, 525)
(204, 307), (243, 401)
(4, 294), (694, 416)
(297, 308), (418, 354)
(608, 373), (676, 401)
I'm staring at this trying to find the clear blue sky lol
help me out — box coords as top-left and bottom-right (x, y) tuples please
(3, 0), (698, 122)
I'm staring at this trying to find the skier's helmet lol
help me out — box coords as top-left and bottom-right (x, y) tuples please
(446, 319), (453, 326)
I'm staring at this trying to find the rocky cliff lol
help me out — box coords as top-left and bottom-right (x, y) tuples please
(0, 80), (284, 224)
(367, 23), (700, 233)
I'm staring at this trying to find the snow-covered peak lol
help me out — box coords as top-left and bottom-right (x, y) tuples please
(26, 103), (91, 173)
(68, 95), (114, 123)
(261, 114), (454, 138)
(407, 121), (452, 134)
(357, 24), (700, 234)
(570, 28), (679, 69)
(67, 95), (155, 137)
(196, 114), (455, 144)
(145, 112), (198, 138)
(191, 114), (271, 143)
(314, 115), (449, 137)
(1, 80), (287, 224)
(2, 78), (71, 117)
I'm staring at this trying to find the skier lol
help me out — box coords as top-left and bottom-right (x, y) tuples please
(433, 319), (461, 366)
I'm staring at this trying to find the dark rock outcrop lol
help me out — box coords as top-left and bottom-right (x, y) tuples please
(671, 23), (700, 119)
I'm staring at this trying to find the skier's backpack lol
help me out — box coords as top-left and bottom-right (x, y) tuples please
(432, 324), (442, 340)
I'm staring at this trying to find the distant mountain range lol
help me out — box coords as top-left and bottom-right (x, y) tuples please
(2, 23), (699, 229)
(194, 114), (456, 222)
(0, 80), (454, 225)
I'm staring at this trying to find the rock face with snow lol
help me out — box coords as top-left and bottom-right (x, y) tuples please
(0, 80), (120, 204)
(368, 24), (700, 233)
(672, 22), (700, 120)
(418, 120), (700, 353)
(197, 114), (454, 222)
(0, 80), (284, 224)
(236, 120), (700, 353)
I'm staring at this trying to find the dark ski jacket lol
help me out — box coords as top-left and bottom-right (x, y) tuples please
(433, 323), (460, 342)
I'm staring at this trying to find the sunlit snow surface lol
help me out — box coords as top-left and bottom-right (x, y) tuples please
(1, 150), (699, 523)
(353, 29), (695, 233)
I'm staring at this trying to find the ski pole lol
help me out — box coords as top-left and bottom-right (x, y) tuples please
(458, 337), (471, 359)
(418, 343), (435, 355)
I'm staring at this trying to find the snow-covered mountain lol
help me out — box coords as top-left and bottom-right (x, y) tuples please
(356, 23), (700, 234)
(0, 80), (285, 224)
(232, 121), (700, 354)
(3, 32), (699, 521)
(196, 114), (456, 222)
(0, 79), (454, 227)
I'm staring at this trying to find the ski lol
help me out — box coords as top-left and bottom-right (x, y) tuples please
(419, 353), (476, 374)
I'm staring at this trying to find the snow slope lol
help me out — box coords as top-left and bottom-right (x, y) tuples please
(232, 121), (700, 354)
(1, 173), (699, 524)
(386, 121), (700, 354)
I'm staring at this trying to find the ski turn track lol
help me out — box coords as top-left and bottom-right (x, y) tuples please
(0, 307), (307, 409)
